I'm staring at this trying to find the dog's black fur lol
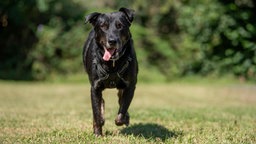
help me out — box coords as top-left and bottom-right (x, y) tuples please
(83, 8), (138, 136)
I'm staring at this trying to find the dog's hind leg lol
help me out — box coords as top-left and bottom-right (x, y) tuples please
(91, 87), (105, 136)
(115, 86), (135, 126)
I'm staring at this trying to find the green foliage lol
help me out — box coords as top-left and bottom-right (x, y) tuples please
(0, 0), (86, 80)
(178, 0), (256, 80)
(31, 21), (86, 80)
(1, 0), (256, 81)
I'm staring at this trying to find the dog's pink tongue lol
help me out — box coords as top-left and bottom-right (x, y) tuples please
(103, 48), (116, 61)
(103, 50), (111, 61)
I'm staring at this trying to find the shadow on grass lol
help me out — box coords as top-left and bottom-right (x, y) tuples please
(120, 123), (183, 142)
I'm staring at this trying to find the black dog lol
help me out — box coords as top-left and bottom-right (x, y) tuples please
(83, 8), (138, 136)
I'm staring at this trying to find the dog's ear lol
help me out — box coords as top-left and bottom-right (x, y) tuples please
(85, 12), (101, 26)
(119, 7), (135, 24)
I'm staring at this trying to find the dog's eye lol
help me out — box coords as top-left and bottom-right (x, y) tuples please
(116, 22), (123, 29)
(100, 23), (108, 30)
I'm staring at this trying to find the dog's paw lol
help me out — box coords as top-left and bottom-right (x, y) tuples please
(93, 127), (103, 136)
(93, 122), (103, 136)
(115, 113), (130, 126)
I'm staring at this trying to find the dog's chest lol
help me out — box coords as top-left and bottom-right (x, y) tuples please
(93, 59), (131, 89)
(102, 73), (126, 88)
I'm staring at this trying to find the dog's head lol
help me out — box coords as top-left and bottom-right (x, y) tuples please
(85, 8), (135, 61)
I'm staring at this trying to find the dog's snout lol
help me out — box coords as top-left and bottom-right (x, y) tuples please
(108, 38), (117, 46)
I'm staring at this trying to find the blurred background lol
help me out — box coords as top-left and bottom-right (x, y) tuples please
(1, 0), (256, 82)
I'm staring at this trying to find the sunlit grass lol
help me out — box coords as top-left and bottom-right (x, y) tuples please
(0, 81), (255, 143)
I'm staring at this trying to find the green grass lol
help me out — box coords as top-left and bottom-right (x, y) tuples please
(0, 81), (255, 143)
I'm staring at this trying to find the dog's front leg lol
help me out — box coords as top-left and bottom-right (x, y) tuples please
(91, 87), (104, 136)
(115, 86), (135, 126)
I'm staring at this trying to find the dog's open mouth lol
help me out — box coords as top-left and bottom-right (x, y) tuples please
(103, 47), (117, 61)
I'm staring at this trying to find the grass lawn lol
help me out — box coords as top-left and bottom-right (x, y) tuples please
(0, 81), (255, 143)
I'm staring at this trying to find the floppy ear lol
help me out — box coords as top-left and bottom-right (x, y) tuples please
(119, 7), (135, 24)
(85, 12), (101, 26)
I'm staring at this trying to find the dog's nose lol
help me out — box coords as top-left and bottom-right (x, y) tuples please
(108, 39), (117, 45)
